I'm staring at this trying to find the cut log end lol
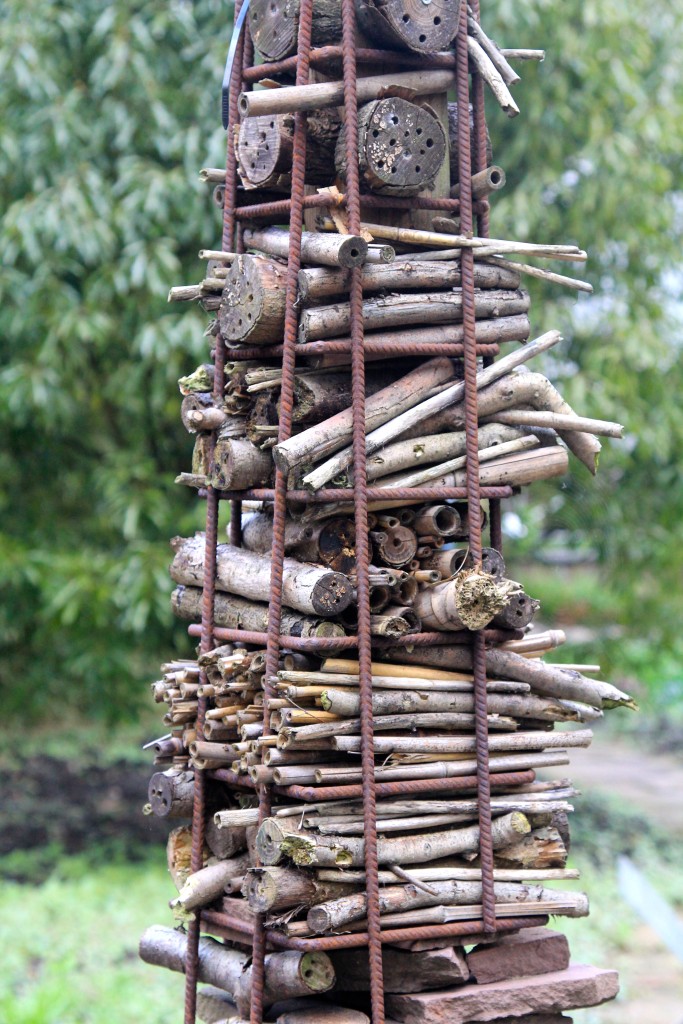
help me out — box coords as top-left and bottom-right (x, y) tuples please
(310, 573), (354, 616)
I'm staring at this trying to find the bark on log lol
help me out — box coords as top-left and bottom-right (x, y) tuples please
(298, 260), (521, 302)
(331, 728), (592, 756)
(243, 227), (367, 268)
(336, 98), (447, 197)
(205, 816), (248, 861)
(170, 537), (353, 617)
(309, 881), (587, 932)
(274, 357), (455, 472)
(239, 71), (457, 119)
(320, 688), (586, 723)
(148, 770), (194, 818)
(181, 393), (228, 434)
(211, 438), (273, 491)
(298, 289), (530, 343)
(242, 513), (357, 575)
(172, 854), (251, 912)
(243, 866), (358, 913)
(305, 314), (531, 370)
(355, 0), (461, 53)
(218, 256), (287, 346)
(172, 585), (346, 639)
(237, 110), (340, 189)
(256, 811), (530, 867)
(383, 645), (635, 710)
(138, 926), (335, 1008)
(493, 827), (569, 869)
(291, 369), (400, 424)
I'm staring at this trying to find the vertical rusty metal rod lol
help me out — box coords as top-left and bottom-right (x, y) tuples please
(251, 3), (315, 1023)
(184, 5), (246, 1022)
(340, 1), (385, 1021)
(455, 1), (497, 935)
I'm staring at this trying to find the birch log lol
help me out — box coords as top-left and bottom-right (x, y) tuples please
(170, 537), (353, 617)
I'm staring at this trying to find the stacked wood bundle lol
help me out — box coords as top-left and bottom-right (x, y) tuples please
(140, 2), (631, 1023)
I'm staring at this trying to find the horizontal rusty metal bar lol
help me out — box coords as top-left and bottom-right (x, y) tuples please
(241, 46), (459, 83)
(275, 769), (536, 803)
(187, 626), (520, 649)
(212, 486), (514, 502)
(225, 342), (501, 360)
(201, 909), (550, 951)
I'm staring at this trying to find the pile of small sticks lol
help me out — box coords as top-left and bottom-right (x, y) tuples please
(139, 1), (631, 1022)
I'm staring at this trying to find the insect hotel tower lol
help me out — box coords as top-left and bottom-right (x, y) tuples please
(140, 2), (634, 1022)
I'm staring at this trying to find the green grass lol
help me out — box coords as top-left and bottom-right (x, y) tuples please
(0, 855), (183, 1024)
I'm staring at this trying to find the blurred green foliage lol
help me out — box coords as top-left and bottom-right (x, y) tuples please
(1, 0), (682, 722)
(0, 0), (231, 719)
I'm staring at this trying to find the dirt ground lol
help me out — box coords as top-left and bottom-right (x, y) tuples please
(568, 730), (683, 1024)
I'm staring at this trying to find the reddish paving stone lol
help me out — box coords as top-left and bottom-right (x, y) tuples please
(466, 928), (570, 985)
(385, 963), (619, 1023)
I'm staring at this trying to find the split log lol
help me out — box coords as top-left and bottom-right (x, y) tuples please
(218, 255), (287, 346)
(336, 98), (447, 197)
(330, 945), (470, 993)
(298, 289), (530, 343)
(243, 227), (367, 268)
(248, 0), (343, 61)
(274, 357), (455, 473)
(171, 586), (346, 639)
(291, 369), (401, 424)
(355, 0), (461, 53)
(308, 881), (587, 933)
(138, 926), (335, 1008)
(172, 854), (251, 913)
(256, 811), (530, 867)
(243, 866), (358, 914)
(148, 770), (194, 818)
(239, 71), (457, 119)
(493, 827), (569, 869)
(211, 438), (273, 491)
(298, 259), (521, 302)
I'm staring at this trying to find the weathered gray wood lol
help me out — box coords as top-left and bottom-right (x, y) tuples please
(320, 688), (588, 723)
(170, 537), (353, 617)
(243, 866), (358, 913)
(274, 357), (455, 473)
(172, 854), (251, 912)
(448, 102), (493, 183)
(249, 0), (342, 61)
(237, 110), (339, 189)
(171, 585), (346, 639)
(242, 513), (357, 575)
(298, 289), (530, 343)
(356, 0), (461, 53)
(336, 98), (447, 197)
(244, 227), (367, 268)
(211, 438), (273, 491)
(308, 881), (587, 932)
(331, 728), (593, 756)
(218, 255), (287, 346)
(256, 811), (530, 867)
(297, 260), (521, 302)
(148, 770), (194, 818)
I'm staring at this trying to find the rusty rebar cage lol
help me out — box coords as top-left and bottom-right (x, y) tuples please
(181, 3), (547, 1022)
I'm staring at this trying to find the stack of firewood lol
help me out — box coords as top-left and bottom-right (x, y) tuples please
(140, 2), (633, 1022)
